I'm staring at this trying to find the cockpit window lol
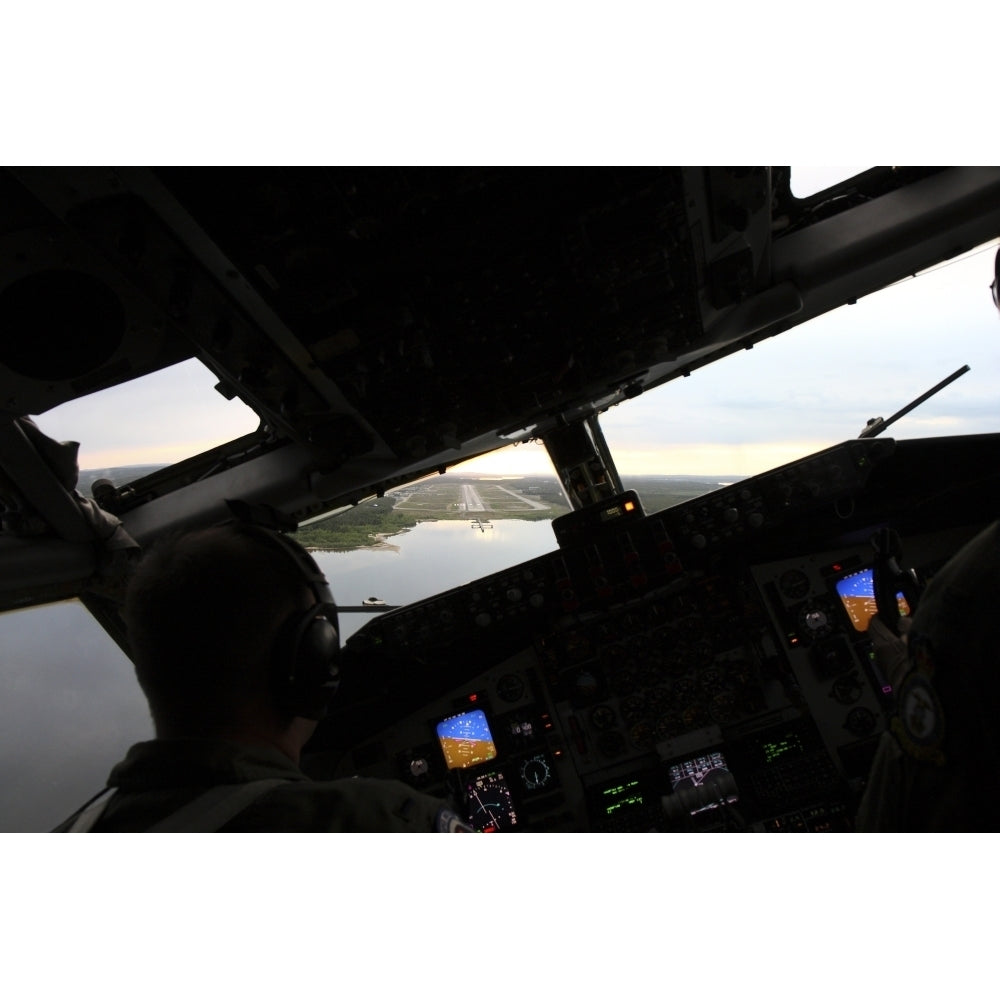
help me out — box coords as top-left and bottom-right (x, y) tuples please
(0, 600), (153, 832)
(601, 239), (1000, 485)
(31, 357), (260, 477)
(790, 166), (873, 199)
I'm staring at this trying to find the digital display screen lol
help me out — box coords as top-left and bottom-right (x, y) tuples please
(435, 709), (498, 770)
(668, 750), (738, 815)
(465, 771), (517, 832)
(835, 567), (911, 632)
(760, 731), (805, 765)
(600, 779), (644, 817)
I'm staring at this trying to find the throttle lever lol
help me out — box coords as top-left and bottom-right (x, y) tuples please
(870, 527), (921, 635)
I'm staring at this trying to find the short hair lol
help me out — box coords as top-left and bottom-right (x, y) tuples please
(123, 523), (314, 734)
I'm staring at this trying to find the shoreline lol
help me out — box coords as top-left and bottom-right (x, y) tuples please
(306, 528), (408, 554)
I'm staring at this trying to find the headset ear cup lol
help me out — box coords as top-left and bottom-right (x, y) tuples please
(298, 612), (341, 702)
(224, 522), (342, 718)
(272, 607), (341, 719)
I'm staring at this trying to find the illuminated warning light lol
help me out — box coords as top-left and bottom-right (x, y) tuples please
(831, 563), (842, 572)
(467, 693), (478, 702)
(624, 500), (636, 512)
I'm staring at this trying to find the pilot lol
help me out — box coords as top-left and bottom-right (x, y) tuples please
(857, 248), (1000, 831)
(856, 521), (1000, 831)
(54, 521), (469, 832)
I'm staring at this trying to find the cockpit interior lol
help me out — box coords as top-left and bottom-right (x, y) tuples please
(3, 166), (999, 831)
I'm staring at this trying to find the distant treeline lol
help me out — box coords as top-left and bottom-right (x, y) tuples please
(623, 476), (732, 515)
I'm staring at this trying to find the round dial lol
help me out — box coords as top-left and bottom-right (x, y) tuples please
(589, 704), (618, 731)
(629, 721), (654, 750)
(845, 706), (877, 736)
(654, 714), (681, 741)
(620, 694), (648, 726)
(519, 753), (553, 792)
(466, 774), (516, 831)
(779, 569), (811, 600)
(831, 673), (863, 705)
(709, 691), (739, 724)
(496, 673), (525, 703)
(572, 668), (602, 702)
(608, 661), (639, 696)
(799, 601), (835, 639)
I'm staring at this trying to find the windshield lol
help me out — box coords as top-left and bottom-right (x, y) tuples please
(602, 240), (1000, 479)
(2, 225), (997, 831)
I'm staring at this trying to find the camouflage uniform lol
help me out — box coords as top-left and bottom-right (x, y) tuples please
(856, 521), (1000, 831)
(53, 739), (463, 832)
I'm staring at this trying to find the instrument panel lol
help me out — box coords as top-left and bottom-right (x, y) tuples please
(308, 433), (1000, 831)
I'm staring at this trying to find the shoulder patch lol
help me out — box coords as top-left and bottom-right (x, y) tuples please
(889, 633), (946, 765)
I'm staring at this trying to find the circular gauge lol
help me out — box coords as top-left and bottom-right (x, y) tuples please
(629, 721), (654, 750)
(589, 704), (618, 731)
(519, 753), (553, 792)
(572, 668), (603, 703)
(845, 706), (877, 736)
(799, 602), (835, 639)
(654, 714), (681, 741)
(496, 673), (525, 703)
(466, 775), (516, 832)
(681, 704), (710, 730)
(779, 569), (811, 600)
(597, 730), (627, 758)
(673, 677), (697, 703)
(831, 673), (863, 705)
(646, 686), (671, 716)
(620, 694), (648, 726)
(709, 691), (739, 724)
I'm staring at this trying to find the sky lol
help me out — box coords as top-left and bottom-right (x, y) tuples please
(32, 220), (1000, 484)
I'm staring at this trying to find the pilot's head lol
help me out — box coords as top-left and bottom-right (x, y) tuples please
(123, 522), (339, 746)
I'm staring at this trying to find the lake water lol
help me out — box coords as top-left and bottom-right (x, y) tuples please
(0, 517), (559, 830)
(315, 519), (560, 641)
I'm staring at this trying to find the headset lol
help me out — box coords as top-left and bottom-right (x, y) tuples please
(231, 521), (342, 720)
